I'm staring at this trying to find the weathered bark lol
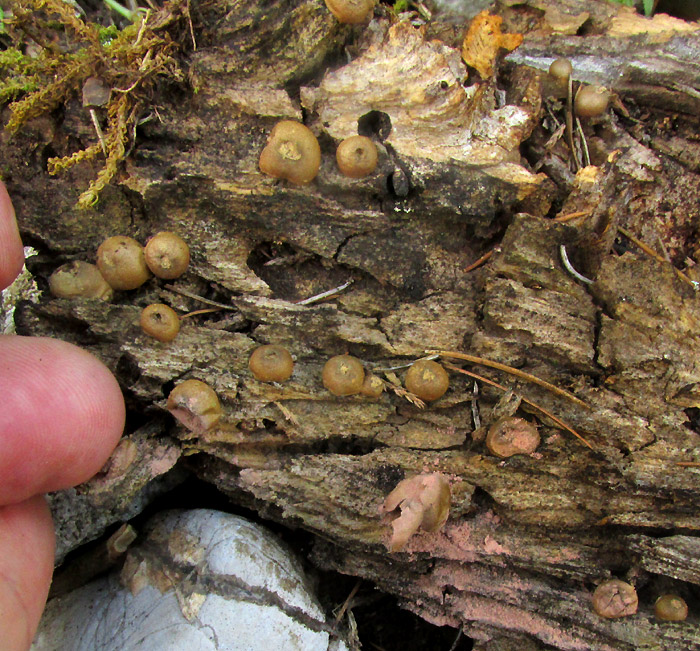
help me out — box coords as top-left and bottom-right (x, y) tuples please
(4, 0), (700, 648)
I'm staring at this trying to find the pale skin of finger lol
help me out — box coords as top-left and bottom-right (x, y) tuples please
(0, 497), (55, 651)
(0, 182), (25, 291)
(0, 336), (126, 506)
(0, 181), (126, 649)
(0, 339), (124, 651)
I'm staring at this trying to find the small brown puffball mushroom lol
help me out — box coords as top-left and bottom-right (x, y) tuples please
(144, 231), (190, 279)
(324, 0), (374, 23)
(249, 344), (294, 382)
(592, 579), (638, 619)
(336, 135), (378, 178)
(322, 354), (365, 396)
(167, 379), (222, 432)
(655, 594), (688, 621)
(485, 416), (540, 458)
(259, 120), (321, 185)
(361, 374), (384, 398)
(574, 85), (609, 118)
(404, 360), (449, 402)
(96, 235), (152, 290)
(548, 57), (573, 83)
(379, 473), (450, 552)
(140, 303), (180, 342)
(49, 261), (113, 300)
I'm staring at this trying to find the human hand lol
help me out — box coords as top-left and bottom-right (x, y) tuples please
(0, 182), (125, 650)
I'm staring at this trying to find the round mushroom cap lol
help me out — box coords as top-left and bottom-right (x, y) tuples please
(548, 57), (573, 82)
(259, 120), (321, 185)
(49, 261), (113, 300)
(144, 232), (190, 279)
(324, 0), (374, 23)
(167, 379), (222, 432)
(336, 136), (378, 178)
(592, 579), (638, 619)
(574, 85), (609, 118)
(97, 235), (152, 290)
(140, 303), (181, 342)
(322, 355), (365, 396)
(654, 594), (688, 621)
(360, 374), (384, 398)
(404, 360), (449, 401)
(249, 345), (294, 382)
(485, 416), (540, 458)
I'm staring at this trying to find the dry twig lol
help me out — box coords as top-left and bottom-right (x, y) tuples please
(553, 210), (591, 223)
(334, 579), (362, 624)
(163, 285), (237, 310)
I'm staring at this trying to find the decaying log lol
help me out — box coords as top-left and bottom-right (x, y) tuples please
(3, 0), (700, 648)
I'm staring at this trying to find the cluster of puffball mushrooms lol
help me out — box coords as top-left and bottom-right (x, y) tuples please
(591, 579), (689, 623)
(165, 353), (457, 434)
(167, 349), (538, 457)
(49, 232), (190, 343)
(548, 57), (610, 118)
(167, 353), (455, 552)
(255, 0), (386, 184)
(251, 39), (687, 615)
(259, 121), (378, 185)
(165, 348), (541, 552)
(50, 4), (689, 617)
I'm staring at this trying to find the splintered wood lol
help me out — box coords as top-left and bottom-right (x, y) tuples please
(303, 21), (535, 170)
(8, 0), (700, 649)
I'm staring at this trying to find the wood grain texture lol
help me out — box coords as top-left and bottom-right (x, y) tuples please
(5, 0), (700, 647)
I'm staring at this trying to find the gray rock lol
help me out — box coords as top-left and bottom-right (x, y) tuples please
(33, 510), (349, 651)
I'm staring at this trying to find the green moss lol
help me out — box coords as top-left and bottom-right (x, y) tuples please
(97, 24), (120, 46)
(0, 79), (38, 104)
(0, 48), (26, 68)
(0, 48), (40, 103)
(3, 0), (191, 207)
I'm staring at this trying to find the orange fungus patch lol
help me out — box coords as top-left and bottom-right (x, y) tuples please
(461, 11), (523, 79)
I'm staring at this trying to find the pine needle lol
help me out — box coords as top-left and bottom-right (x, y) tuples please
(432, 350), (589, 409)
(334, 579), (362, 624)
(274, 401), (299, 426)
(617, 226), (697, 290)
(464, 249), (493, 273)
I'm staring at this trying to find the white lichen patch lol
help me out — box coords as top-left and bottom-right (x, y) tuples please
(1, 247), (39, 334)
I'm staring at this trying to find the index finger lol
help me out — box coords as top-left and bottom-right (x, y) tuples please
(0, 181), (26, 291)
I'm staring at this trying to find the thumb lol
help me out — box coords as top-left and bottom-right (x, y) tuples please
(0, 497), (55, 651)
(0, 336), (126, 505)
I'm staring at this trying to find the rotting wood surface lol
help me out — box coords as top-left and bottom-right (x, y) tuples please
(4, 0), (700, 649)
